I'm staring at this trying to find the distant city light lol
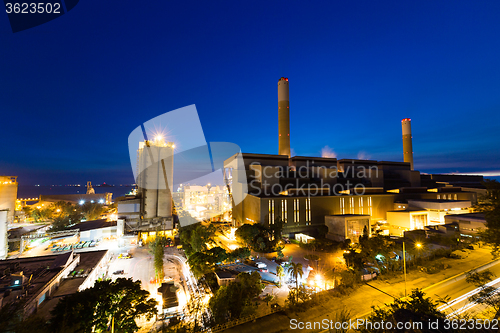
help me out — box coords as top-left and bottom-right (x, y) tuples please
(79, 200), (85, 205)
(99, 199), (104, 204)
(91, 200), (94, 203)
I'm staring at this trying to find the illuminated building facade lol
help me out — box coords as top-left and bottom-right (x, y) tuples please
(0, 176), (18, 223)
(222, 78), (484, 241)
(136, 138), (174, 228)
(178, 185), (230, 221)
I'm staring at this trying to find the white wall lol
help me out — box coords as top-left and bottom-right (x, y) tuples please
(0, 210), (7, 259)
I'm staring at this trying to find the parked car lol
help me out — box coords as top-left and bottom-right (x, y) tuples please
(118, 253), (132, 259)
(256, 262), (267, 269)
(259, 268), (269, 273)
(113, 270), (125, 275)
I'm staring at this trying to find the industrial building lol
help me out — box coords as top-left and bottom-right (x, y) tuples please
(0, 250), (109, 318)
(39, 192), (112, 206)
(223, 78), (485, 242)
(157, 281), (180, 317)
(66, 219), (121, 242)
(444, 213), (487, 237)
(173, 184), (231, 221)
(0, 176), (17, 223)
(133, 137), (175, 231)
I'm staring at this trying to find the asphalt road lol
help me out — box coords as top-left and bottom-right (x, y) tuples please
(431, 259), (500, 317)
(352, 258), (500, 320)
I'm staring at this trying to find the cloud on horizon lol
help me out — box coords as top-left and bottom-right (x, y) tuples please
(321, 145), (337, 159)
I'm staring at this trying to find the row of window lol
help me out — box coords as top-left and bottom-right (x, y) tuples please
(437, 194), (458, 200)
(269, 197), (373, 224)
(339, 197), (372, 215)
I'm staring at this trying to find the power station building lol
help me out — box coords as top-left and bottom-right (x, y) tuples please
(223, 78), (484, 241)
(0, 176), (18, 260)
(125, 137), (175, 232)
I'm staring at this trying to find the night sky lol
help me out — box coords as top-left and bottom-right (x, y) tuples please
(1, 1), (500, 185)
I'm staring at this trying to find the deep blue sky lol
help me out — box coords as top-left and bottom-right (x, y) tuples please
(1, 1), (500, 185)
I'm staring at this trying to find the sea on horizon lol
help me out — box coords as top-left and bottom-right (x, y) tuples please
(17, 185), (133, 200)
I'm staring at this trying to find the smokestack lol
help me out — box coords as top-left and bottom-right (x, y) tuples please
(278, 77), (290, 157)
(401, 118), (414, 170)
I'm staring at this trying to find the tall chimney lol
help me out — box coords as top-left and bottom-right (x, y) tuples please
(278, 77), (290, 157)
(401, 118), (414, 170)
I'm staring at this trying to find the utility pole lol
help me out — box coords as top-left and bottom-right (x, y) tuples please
(403, 241), (407, 297)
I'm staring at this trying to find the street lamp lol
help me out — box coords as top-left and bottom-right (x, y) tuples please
(403, 241), (424, 297)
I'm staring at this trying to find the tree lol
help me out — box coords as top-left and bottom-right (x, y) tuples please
(263, 293), (274, 306)
(276, 265), (284, 287)
(363, 289), (445, 333)
(23, 205), (54, 222)
(209, 271), (264, 324)
(465, 269), (500, 318)
(276, 245), (285, 260)
(151, 236), (165, 280)
(287, 262), (303, 303)
(179, 223), (216, 257)
(0, 301), (50, 333)
(477, 180), (500, 257)
(235, 223), (260, 247)
(228, 247), (251, 262)
(80, 202), (106, 221)
(269, 217), (283, 241)
(187, 251), (214, 278)
(207, 246), (227, 264)
(50, 278), (158, 333)
(304, 254), (320, 270)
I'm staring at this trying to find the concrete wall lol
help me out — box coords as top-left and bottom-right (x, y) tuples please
(78, 250), (110, 291)
(118, 203), (140, 213)
(325, 215), (370, 242)
(387, 211), (412, 229)
(325, 216), (347, 241)
(387, 211), (429, 230)
(137, 143), (174, 219)
(80, 226), (116, 242)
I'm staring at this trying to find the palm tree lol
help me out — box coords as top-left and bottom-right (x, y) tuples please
(287, 262), (303, 302)
(276, 265), (284, 287)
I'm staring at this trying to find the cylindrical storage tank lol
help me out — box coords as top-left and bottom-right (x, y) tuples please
(0, 176), (17, 222)
(137, 142), (158, 219)
(0, 210), (7, 260)
(157, 143), (174, 218)
(401, 118), (414, 170)
(278, 77), (291, 158)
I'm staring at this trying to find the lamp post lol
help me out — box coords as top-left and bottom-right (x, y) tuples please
(416, 242), (422, 258)
(403, 241), (423, 297)
(403, 241), (407, 297)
